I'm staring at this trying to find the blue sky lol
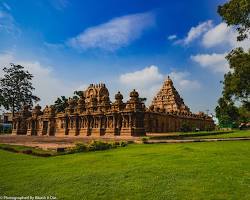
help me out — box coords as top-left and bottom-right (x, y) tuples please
(0, 0), (249, 115)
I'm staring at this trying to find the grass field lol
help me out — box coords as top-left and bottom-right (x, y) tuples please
(148, 129), (250, 140)
(193, 130), (250, 139)
(0, 141), (250, 200)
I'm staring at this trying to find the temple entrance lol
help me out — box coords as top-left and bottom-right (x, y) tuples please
(161, 122), (164, 132)
(65, 118), (69, 135)
(31, 121), (37, 135)
(42, 121), (49, 135)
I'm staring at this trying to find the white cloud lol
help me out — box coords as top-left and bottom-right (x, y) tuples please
(50, 0), (69, 10)
(202, 23), (233, 48)
(169, 71), (201, 90)
(0, 4), (20, 35)
(177, 20), (213, 45)
(74, 84), (88, 92)
(67, 12), (155, 51)
(0, 10), (18, 34)
(168, 34), (177, 40)
(120, 65), (163, 87)
(202, 22), (250, 50)
(0, 53), (85, 107)
(191, 53), (229, 73)
(119, 65), (163, 105)
(2, 2), (11, 11)
(119, 65), (201, 105)
(188, 22), (250, 74)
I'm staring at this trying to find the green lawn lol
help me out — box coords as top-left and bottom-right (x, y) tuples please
(0, 141), (250, 200)
(0, 143), (57, 156)
(148, 130), (250, 140)
(193, 130), (250, 139)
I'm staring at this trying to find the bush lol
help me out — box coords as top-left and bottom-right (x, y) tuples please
(57, 147), (65, 153)
(0, 124), (12, 134)
(67, 142), (88, 153)
(4, 127), (12, 134)
(22, 149), (33, 154)
(141, 137), (149, 143)
(118, 141), (128, 147)
(67, 140), (128, 154)
(0, 145), (53, 157)
(88, 140), (112, 151)
(109, 141), (118, 149)
(75, 142), (88, 152)
(0, 146), (18, 153)
(180, 123), (191, 132)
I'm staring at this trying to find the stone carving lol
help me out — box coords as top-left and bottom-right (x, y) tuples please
(12, 78), (215, 137)
(151, 76), (190, 113)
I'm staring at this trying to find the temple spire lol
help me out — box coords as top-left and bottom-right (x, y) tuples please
(151, 77), (190, 113)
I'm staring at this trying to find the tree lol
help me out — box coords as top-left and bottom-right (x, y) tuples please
(0, 63), (40, 116)
(215, 0), (250, 126)
(139, 97), (147, 103)
(238, 105), (250, 123)
(218, 0), (250, 41)
(215, 98), (239, 127)
(223, 48), (250, 109)
(0, 94), (4, 108)
(53, 96), (68, 113)
(73, 90), (83, 100)
(53, 91), (83, 113)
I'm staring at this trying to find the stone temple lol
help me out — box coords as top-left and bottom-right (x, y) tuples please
(12, 77), (215, 136)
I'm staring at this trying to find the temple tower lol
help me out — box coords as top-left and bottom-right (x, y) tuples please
(151, 76), (190, 113)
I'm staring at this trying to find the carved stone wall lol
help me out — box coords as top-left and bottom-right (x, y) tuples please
(12, 80), (215, 137)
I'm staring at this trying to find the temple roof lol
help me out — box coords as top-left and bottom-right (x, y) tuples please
(151, 76), (190, 113)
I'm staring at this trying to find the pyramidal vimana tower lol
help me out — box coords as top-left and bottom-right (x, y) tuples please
(12, 77), (215, 136)
(151, 76), (190, 113)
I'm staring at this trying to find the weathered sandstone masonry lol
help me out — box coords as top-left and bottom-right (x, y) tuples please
(12, 77), (215, 136)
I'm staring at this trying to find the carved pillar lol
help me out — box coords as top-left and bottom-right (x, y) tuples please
(92, 115), (105, 136)
(12, 106), (31, 135)
(68, 115), (79, 136)
(105, 114), (117, 136)
(120, 113), (133, 136)
(79, 115), (91, 136)
(54, 115), (68, 136)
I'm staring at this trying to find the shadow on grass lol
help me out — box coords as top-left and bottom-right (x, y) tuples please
(149, 131), (234, 140)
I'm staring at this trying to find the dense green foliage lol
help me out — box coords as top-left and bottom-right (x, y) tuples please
(227, 48), (250, 102)
(238, 106), (250, 123)
(216, 0), (250, 127)
(0, 64), (40, 116)
(215, 97), (240, 127)
(70, 140), (128, 153)
(0, 141), (249, 199)
(53, 96), (68, 113)
(180, 122), (192, 132)
(218, 0), (250, 41)
(53, 90), (83, 113)
(73, 90), (84, 99)
(0, 124), (12, 134)
(224, 48), (250, 108)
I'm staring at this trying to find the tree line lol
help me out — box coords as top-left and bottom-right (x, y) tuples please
(215, 0), (250, 127)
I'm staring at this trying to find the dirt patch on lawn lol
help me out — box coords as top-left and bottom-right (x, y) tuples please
(0, 135), (138, 150)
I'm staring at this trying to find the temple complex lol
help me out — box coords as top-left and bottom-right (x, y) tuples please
(12, 77), (215, 137)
